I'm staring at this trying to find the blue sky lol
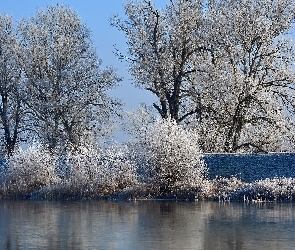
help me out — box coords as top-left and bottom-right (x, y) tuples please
(1, 0), (170, 141)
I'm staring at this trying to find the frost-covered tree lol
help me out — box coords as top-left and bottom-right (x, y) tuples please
(19, 5), (121, 154)
(115, 0), (295, 153)
(198, 0), (295, 152)
(112, 0), (206, 123)
(0, 15), (24, 156)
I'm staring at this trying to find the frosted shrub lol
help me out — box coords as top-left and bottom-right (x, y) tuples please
(100, 145), (138, 191)
(245, 177), (295, 202)
(60, 147), (101, 196)
(201, 177), (295, 202)
(58, 145), (138, 197)
(137, 118), (207, 193)
(1, 145), (59, 196)
(203, 176), (246, 200)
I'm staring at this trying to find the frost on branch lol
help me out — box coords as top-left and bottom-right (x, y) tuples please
(0, 14), (24, 157)
(111, 0), (205, 123)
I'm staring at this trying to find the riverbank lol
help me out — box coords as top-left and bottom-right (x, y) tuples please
(1, 176), (295, 202)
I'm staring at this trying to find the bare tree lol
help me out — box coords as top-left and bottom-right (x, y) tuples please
(0, 15), (24, 156)
(19, 5), (121, 154)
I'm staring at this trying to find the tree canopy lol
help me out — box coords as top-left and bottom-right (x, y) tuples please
(0, 5), (121, 156)
(1, 1), (295, 155)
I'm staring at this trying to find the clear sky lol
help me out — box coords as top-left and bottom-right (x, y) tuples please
(0, 0), (170, 141)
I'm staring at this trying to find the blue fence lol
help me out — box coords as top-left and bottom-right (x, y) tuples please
(204, 153), (295, 182)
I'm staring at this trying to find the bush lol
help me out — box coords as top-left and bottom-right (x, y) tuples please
(0, 118), (208, 199)
(0, 145), (59, 197)
(134, 118), (207, 194)
(0, 144), (139, 199)
(56, 145), (138, 198)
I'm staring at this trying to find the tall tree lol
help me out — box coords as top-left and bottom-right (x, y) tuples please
(0, 15), (24, 156)
(112, 0), (206, 123)
(19, 5), (121, 154)
(198, 0), (295, 152)
(115, 0), (295, 153)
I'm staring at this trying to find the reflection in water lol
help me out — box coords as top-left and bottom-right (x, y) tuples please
(0, 200), (294, 250)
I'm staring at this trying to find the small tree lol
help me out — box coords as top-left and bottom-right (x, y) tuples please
(121, 104), (156, 140)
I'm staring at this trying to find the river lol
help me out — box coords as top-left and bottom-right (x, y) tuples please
(0, 200), (294, 250)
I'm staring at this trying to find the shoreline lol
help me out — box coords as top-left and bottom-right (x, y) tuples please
(1, 176), (295, 202)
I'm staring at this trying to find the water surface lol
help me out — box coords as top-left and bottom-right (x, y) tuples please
(0, 200), (294, 250)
